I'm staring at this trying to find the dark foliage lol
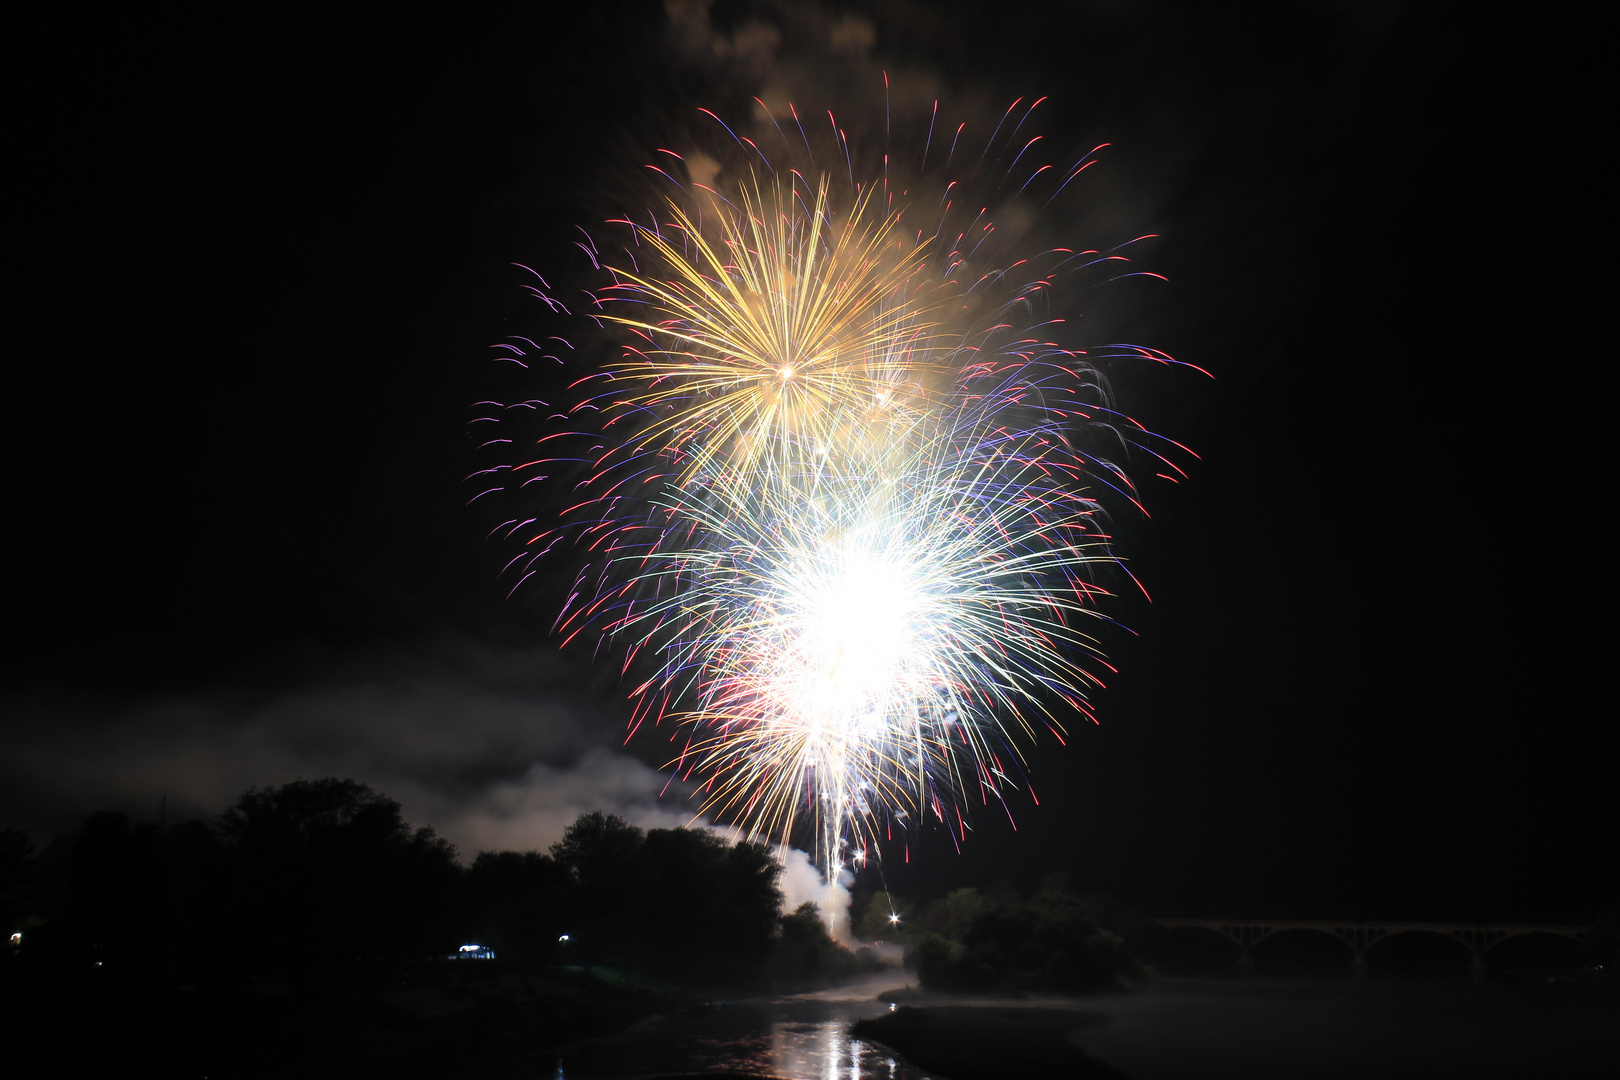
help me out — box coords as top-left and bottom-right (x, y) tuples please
(0, 788), (808, 1076)
(0, 828), (34, 927)
(1583, 902), (1620, 979)
(463, 849), (570, 965)
(540, 811), (786, 986)
(12, 781), (461, 989)
(547, 810), (647, 970)
(3, 792), (794, 996)
(220, 779), (462, 979)
(899, 885), (1145, 993)
(630, 824), (783, 983)
(768, 900), (859, 984)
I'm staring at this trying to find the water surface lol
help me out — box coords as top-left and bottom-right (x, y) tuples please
(532, 974), (1618, 1079)
(553, 976), (926, 1079)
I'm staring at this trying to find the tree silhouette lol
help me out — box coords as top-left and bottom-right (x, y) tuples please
(548, 811), (644, 969)
(46, 812), (168, 975)
(633, 827), (782, 982)
(768, 900), (861, 984)
(464, 850), (570, 965)
(221, 778), (459, 978)
(0, 828), (35, 947)
(902, 882), (1143, 993)
(853, 888), (905, 941)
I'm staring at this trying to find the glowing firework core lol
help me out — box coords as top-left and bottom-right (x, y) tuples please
(781, 537), (920, 722)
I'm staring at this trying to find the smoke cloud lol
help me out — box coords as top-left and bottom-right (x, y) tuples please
(665, 0), (944, 128)
(3, 642), (678, 850)
(2, 639), (839, 919)
(776, 844), (855, 944)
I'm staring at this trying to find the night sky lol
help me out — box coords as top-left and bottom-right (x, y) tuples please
(8, 2), (1603, 924)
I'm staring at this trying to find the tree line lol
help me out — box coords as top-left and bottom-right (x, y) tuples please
(851, 882), (1149, 993)
(0, 778), (863, 993)
(0, 776), (1171, 998)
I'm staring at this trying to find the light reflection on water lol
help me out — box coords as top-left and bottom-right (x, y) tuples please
(531, 974), (1620, 1079)
(772, 1017), (906, 1080)
(551, 977), (928, 1080)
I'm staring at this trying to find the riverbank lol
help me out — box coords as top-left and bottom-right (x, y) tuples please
(4, 963), (681, 1079)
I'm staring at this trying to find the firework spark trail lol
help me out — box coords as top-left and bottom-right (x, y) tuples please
(483, 101), (1198, 875)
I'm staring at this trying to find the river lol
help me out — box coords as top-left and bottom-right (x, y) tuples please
(531, 973), (1617, 1079)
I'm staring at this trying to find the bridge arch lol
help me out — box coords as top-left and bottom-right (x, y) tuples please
(1247, 926), (1355, 970)
(1364, 928), (1475, 973)
(1153, 919), (1587, 981)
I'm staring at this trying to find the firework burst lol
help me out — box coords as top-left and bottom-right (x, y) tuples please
(594, 172), (951, 490)
(481, 98), (1198, 874)
(632, 414), (1121, 873)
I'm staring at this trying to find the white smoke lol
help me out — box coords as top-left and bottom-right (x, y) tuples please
(0, 639), (865, 945)
(665, 0), (944, 127)
(776, 844), (854, 943)
(0, 642), (699, 856)
(424, 747), (701, 855)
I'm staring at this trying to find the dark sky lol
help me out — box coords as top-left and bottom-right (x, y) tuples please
(8, 2), (1602, 923)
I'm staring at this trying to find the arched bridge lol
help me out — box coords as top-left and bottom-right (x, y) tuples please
(1156, 919), (1587, 980)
